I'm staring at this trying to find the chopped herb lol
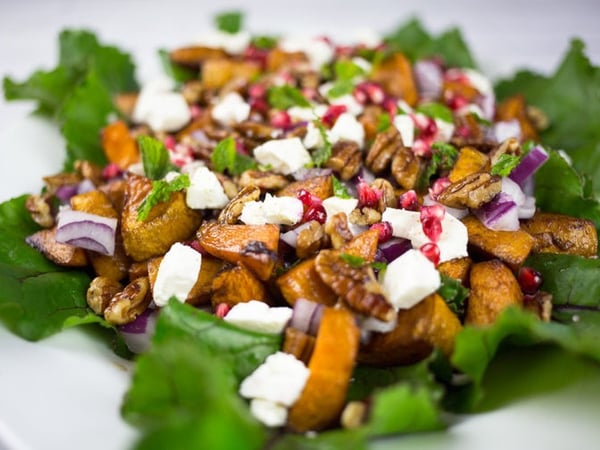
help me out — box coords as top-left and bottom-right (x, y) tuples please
(437, 274), (469, 317)
(371, 261), (388, 272)
(491, 153), (522, 176)
(327, 79), (354, 98)
(332, 176), (352, 198)
(417, 142), (459, 191)
(327, 60), (366, 98)
(215, 11), (243, 34)
(158, 49), (197, 83)
(340, 253), (366, 267)
(522, 140), (536, 153)
(415, 102), (454, 123)
(211, 137), (257, 176)
(251, 35), (278, 49)
(310, 118), (333, 167)
(138, 135), (174, 180)
(137, 174), (190, 221)
(471, 112), (492, 126)
(266, 85), (310, 110)
(377, 112), (392, 133)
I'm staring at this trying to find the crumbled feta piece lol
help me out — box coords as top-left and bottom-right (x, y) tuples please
(240, 194), (303, 226)
(322, 196), (365, 235)
(382, 249), (441, 310)
(303, 121), (324, 149)
(434, 118), (455, 142)
(186, 166), (229, 209)
(351, 56), (372, 74)
(153, 243), (202, 307)
(253, 138), (312, 175)
(328, 112), (365, 147)
(250, 399), (288, 427)
(493, 120), (522, 142)
(288, 104), (326, 122)
(393, 114), (415, 147)
(279, 36), (334, 70)
(225, 300), (293, 334)
(397, 100), (414, 114)
(133, 78), (191, 132)
(211, 92), (251, 125)
(195, 30), (251, 54)
(382, 207), (469, 262)
(239, 351), (310, 406)
(462, 68), (493, 95)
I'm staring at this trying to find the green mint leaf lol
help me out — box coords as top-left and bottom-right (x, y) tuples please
(267, 85), (310, 110)
(158, 49), (197, 83)
(311, 118), (333, 167)
(340, 253), (366, 267)
(327, 79), (354, 98)
(370, 261), (388, 272)
(138, 135), (173, 180)
(332, 175), (352, 198)
(334, 59), (366, 81)
(437, 275), (469, 318)
(137, 174), (190, 221)
(491, 153), (522, 176)
(251, 35), (278, 50)
(215, 11), (244, 34)
(417, 142), (458, 191)
(211, 137), (257, 176)
(415, 102), (454, 123)
(376, 112), (392, 133)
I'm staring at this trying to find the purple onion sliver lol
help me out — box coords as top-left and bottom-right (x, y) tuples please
(378, 237), (411, 263)
(55, 185), (79, 203)
(414, 60), (443, 100)
(292, 167), (333, 181)
(77, 179), (96, 195)
(474, 193), (519, 231)
(119, 309), (153, 334)
(493, 120), (521, 143)
(63, 237), (109, 255)
(509, 145), (549, 186)
(307, 303), (324, 336)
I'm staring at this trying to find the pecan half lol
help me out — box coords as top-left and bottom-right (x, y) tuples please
(235, 120), (278, 142)
(25, 194), (54, 228)
(437, 172), (501, 209)
(238, 170), (289, 191)
(86, 276), (123, 315)
(315, 249), (395, 322)
(349, 207), (382, 226)
(325, 140), (362, 181)
(296, 220), (327, 259)
(104, 277), (151, 325)
(365, 127), (401, 174)
(391, 144), (421, 190)
(324, 212), (354, 249)
(218, 185), (261, 224)
(370, 178), (397, 210)
(489, 137), (521, 166)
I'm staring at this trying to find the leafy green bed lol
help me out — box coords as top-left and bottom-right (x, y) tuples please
(1, 17), (600, 450)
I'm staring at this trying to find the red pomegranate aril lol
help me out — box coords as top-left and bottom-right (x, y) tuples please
(357, 178), (382, 208)
(248, 83), (267, 99)
(446, 93), (469, 111)
(271, 110), (292, 129)
(302, 87), (318, 101)
(420, 203), (445, 221)
(366, 83), (385, 104)
(102, 163), (122, 180)
(370, 221), (393, 242)
(421, 217), (442, 242)
(250, 98), (269, 115)
(335, 45), (354, 58)
(304, 204), (327, 224)
(429, 177), (451, 200)
(322, 104), (347, 127)
(215, 303), (231, 318)
(235, 139), (249, 156)
(163, 135), (176, 150)
(297, 189), (321, 207)
(420, 242), (440, 266)
(398, 190), (419, 211)
(412, 139), (432, 158)
(382, 96), (398, 116)
(455, 124), (471, 138)
(518, 267), (543, 294)
(353, 87), (369, 105)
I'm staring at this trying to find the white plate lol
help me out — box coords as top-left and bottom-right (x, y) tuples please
(1, 2), (600, 449)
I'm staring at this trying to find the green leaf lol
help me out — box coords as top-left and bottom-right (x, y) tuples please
(211, 137), (257, 176)
(534, 150), (600, 231)
(327, 79), (354, 98)
(0, 196), (104, 340)
(376, 113), (392, 133)
(267, 85), (310, 110)
(215, 11), (244, 34)
(417, 142), (458, 191)
(340, 253), (366, 267)
(495, 39), (600, 187)
(158, 49), (197, 83)
(311, 118), (333, 167)
(332, 175), (352, 198)
(137, 174), (190, 221)
(437, 275), (469, 318)
(415, 102), (454, 123)
(138, 135), (172, 180)
(251, 35), (278, 50)
(490, 153), (522, 177)
(59, 72), (113, 170)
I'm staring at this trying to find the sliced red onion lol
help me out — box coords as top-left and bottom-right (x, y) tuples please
(280, 221), (314, 248)
(501, 177), (526, 206)
(119, 309), (158, 354)
(474, 192), (519, 231)
(77, 179), (96, 195)
(292, 167), (333, 181)
(55, 184), (78, 204)
(290, 298), (323, 336)
(414, 60), (443, 100)
(378, 237), (412, 263)
(509, 144), (549, 186)
(493, 120), (521, 142)
(477, 92), (495, 121)
(55, 208), (117, 256)
(518, 196), (536, 219)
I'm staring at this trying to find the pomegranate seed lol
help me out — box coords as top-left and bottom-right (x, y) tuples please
(215, 303), (231, 318)
(446, 93), (469, 111)
(102, 163), (122, 180)
(421, 217), (442, 242)
(304, 204), (327, 224)
(163, 135), (176, 150)
(297, 189), (321, 207)
(421, 204), (445, 221)
(248, 83), (267, 99)
(412, 139), (432, 158)
(250, 98), (269, 115)
(429, 177), (451, 200)
(235, 139), (249, 156)
(189, 104), (202, 119)
(271, 110), (292, 129)
(455, 125), (471, 138)
(335, 45), (354, 57)
(322, 104), (347, 127)
(302, 87), (318, 101)
(370, 221), (393, 242)
(420, 242), (440, 266)
(243, 46), (268, 68)
(444, 69), (469, 84)
(366, 82), (385, 104)
(518, 267), (543, 294)
(382, 96), (398, 116)
(353, 86), (369, 105)
(357, 179), (382, 208)
(398, 190), (419, 211)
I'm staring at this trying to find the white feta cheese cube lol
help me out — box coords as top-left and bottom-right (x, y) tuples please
(133, 78), (191, 132)
(239, 351), (310, 407)
(382, 249), (441, 310)
(328, 112), (365, 148)
(462, 68), (493, 95)
(303, 121), (324, 149)
(239, 201), (265, 225)
(351, 56), (372, 74)
(322, 196), (364, 235)
(250, 399), (288, 427)
(211, 92), (251, 125)
(393, 114), (415, 147)
(280, 37), (334, 70)
(434, 118), (455, 143)
(253, 138), (312, 175)
(263, 194), (304, 225)
(186, 166), (229, 209)
(153, 243), (202, 307)
(330, 94), (364, 116)
(225, 300), (293, 334)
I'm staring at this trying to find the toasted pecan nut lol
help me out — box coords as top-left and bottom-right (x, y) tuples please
(437, 172), (501, 209)
(169, 46), (226, 69)
(489, 137), (521, 166)
(315, 249), (395, 322)
(325, 140), (362, 181)
(235, 120), (278, 142)
(238, 170), (289, 192)
(349, 207), (382, 226)
(25, 194), (54, 228)
(218, 185), (261, 224)
(391, 144), (421, 190)
(42, 172), (82, 195)
(371, 178), (397, 209)
(296, 220), (327, 259)
(277, 175), (333, 201)
(325, 212), (354, 249)
(365, 127), (401, 174)
(87, 276), (123, 315)
(104, 277), (151, 325)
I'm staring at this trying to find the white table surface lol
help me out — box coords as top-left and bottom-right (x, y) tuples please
(0, 1), (599, 450)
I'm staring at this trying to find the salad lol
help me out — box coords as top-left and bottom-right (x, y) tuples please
(2, 10), (600, 449)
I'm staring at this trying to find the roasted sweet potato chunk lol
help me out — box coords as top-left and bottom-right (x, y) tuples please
(438, 257), (472, 285)
(277, 175), (333, 201)
(414, 294), (463, 357)
(521, 212), (598, 257)
(197, 222), (279, 280)
(448, 147), (490, 183)
(169, 45), (226, 69)
(283, 327), (316, 365)
(26, 228), (88, 267)
(202, 58), (260, 89)
(121, 174), (202, 261)
(211, 264), (268, 306)
(70, 190), (118, 219)
(277, 258), (337, 306)
(371, 52), (418, 106)
(101, 120), (140, 169)
(466, 260), (523, 326)
(462, 215), (535, 269)
(266, 48), (308, 72)
(287, 308), (360, 432)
